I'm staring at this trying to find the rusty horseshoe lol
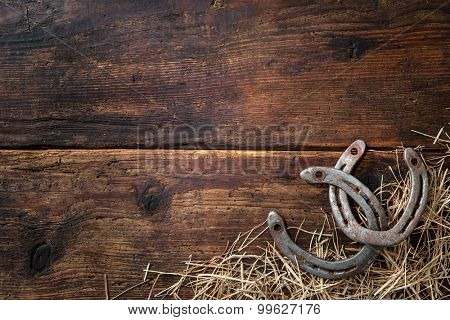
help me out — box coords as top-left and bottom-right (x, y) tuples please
(267, 141), (384, 279)
(301, 148), (428, 247)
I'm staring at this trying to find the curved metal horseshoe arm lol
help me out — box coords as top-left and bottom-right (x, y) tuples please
(268, 211), (378, 279)
(301, 148), (428, 247)
(329, 140), (388, 231)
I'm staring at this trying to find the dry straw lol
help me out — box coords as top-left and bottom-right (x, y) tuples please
(111, 128), (449, 300)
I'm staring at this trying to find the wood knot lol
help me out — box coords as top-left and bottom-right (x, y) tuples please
(30, 243), (52, 273)
(134, 178), (172, 215)
(328, 36), (374, 61)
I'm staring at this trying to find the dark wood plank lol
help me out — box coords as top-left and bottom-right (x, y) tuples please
(0, 149), (427, 299)
(0, 0), (448, 149)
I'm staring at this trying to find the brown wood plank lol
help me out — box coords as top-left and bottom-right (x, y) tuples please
(0, 0), (448, 149)
(0, 148), (430, 299)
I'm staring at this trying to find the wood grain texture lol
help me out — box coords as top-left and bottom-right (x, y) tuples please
(0, 149), (420, 299)
(0, 0), (448, 300)
(0, 0), (448, 149)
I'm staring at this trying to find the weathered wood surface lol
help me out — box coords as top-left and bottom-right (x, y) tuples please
(0, 149), (412, 299)
(0, 0), (448, 300)
(0, 0), (448, 149)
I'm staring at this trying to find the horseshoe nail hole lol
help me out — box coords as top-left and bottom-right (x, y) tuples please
(350, 148), (358, 155)
(314, 171), (324, 179)
(273, 224), (282, 232)
(411, 158), (418, 166)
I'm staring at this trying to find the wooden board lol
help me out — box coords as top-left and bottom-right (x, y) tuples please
(0, 0), (448, 300)
(0, 149), (424, 299)
(0, 0), (448, 149)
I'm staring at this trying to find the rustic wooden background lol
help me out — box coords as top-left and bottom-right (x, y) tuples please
(0, 0), (448, 299)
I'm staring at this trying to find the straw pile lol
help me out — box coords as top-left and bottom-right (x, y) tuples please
(110, 129), (449, 300)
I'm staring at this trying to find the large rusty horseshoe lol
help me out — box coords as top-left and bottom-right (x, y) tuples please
(301, 148), (428, 247)
(267, 142), (383, 279)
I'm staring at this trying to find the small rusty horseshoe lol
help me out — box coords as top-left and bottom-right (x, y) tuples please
(301, 148), (428, 247)
(268, 212), (379, 279)
(267, 141), (383, 279)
